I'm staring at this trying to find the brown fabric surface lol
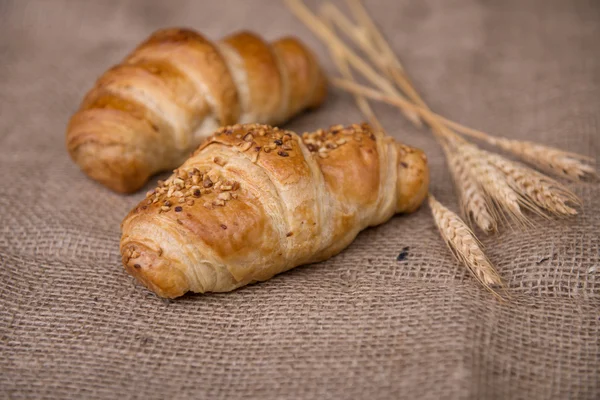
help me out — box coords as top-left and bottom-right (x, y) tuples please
(1, 0), (599, 399)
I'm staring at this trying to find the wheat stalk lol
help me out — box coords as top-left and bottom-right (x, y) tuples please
(286, 0), (596, 298)
(428, 194), (505, 299)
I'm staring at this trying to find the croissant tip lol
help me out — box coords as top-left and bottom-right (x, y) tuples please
(120, 241), (188, 299)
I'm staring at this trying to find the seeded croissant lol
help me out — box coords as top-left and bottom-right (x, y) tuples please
(67, 28), (326, 193)
(120, 123), (429, 298)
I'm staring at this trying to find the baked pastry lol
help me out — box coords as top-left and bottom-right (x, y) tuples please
(120, 123), (429, 298)
(66, 28), (327, 193)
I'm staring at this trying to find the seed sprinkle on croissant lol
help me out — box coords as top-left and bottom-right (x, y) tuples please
(148, 164), (241, 213)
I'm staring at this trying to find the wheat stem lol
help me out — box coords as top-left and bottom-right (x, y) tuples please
(285, 0), (421, 126)
(318, 9), (384, 133)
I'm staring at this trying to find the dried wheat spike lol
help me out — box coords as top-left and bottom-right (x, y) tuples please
(428, 194), (505, 297)
(442, 143), (497, 233)
(487, 153), (581, 216)
(488, 137), (597, 181)
(457, 142), (527, 226)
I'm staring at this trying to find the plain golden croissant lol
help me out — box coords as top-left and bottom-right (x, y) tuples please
(120, 123), (429, 298)
(66, 28), (327, 193)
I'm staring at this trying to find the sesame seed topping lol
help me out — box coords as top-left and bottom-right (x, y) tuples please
(161, 206), (170, 212)
(264, 147), (272, 153)
(203, 178), (213, 188)
(240, 141), (252, 151)
(218, 192), (232, 201)
(232, 181), (240, 191)
(318, 152), (329, 158)
(187, 199), (195, 206)
(164, 200), (172, 207)
(178, 197), (186, 203)
(213, 199), (225, 207)
(214, 156), (226, 166)
(282, 143), (293, 151)
(244, 133), (254, 142)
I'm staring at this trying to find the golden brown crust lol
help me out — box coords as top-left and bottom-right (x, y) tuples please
(66, 28), (327, 193)
(120, 123), (429, 298)
(271, 37), (328, 122)
(221, 31), (283, 123)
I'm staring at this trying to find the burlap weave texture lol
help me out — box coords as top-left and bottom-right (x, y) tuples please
(1, 0), (599, 399)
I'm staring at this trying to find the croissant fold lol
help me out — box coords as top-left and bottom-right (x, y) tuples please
(120, 123), (429, 298)
(67, 28), (327, 193)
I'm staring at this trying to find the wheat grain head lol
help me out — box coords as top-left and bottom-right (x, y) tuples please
(441, 141), (497, 233)
(487, 153), (581, 216)
(428, 194), (505, 298)
(489, 137), (597, 181)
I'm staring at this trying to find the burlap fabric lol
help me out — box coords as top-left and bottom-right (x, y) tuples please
(1, 0), (599, 398)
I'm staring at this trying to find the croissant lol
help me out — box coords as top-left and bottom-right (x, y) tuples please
(120, 123), (429, 298)
(66, 28), (327, 193)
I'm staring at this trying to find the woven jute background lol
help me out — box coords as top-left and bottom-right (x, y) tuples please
(1, 0), (599, 399)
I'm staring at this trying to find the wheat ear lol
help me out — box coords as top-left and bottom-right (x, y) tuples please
(428, 194), (505, 298)
(441, 140), (497, 233)
(453, 142), (528, 226)
(484, 137), (597, 181)
(486, 154), (581, 216)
